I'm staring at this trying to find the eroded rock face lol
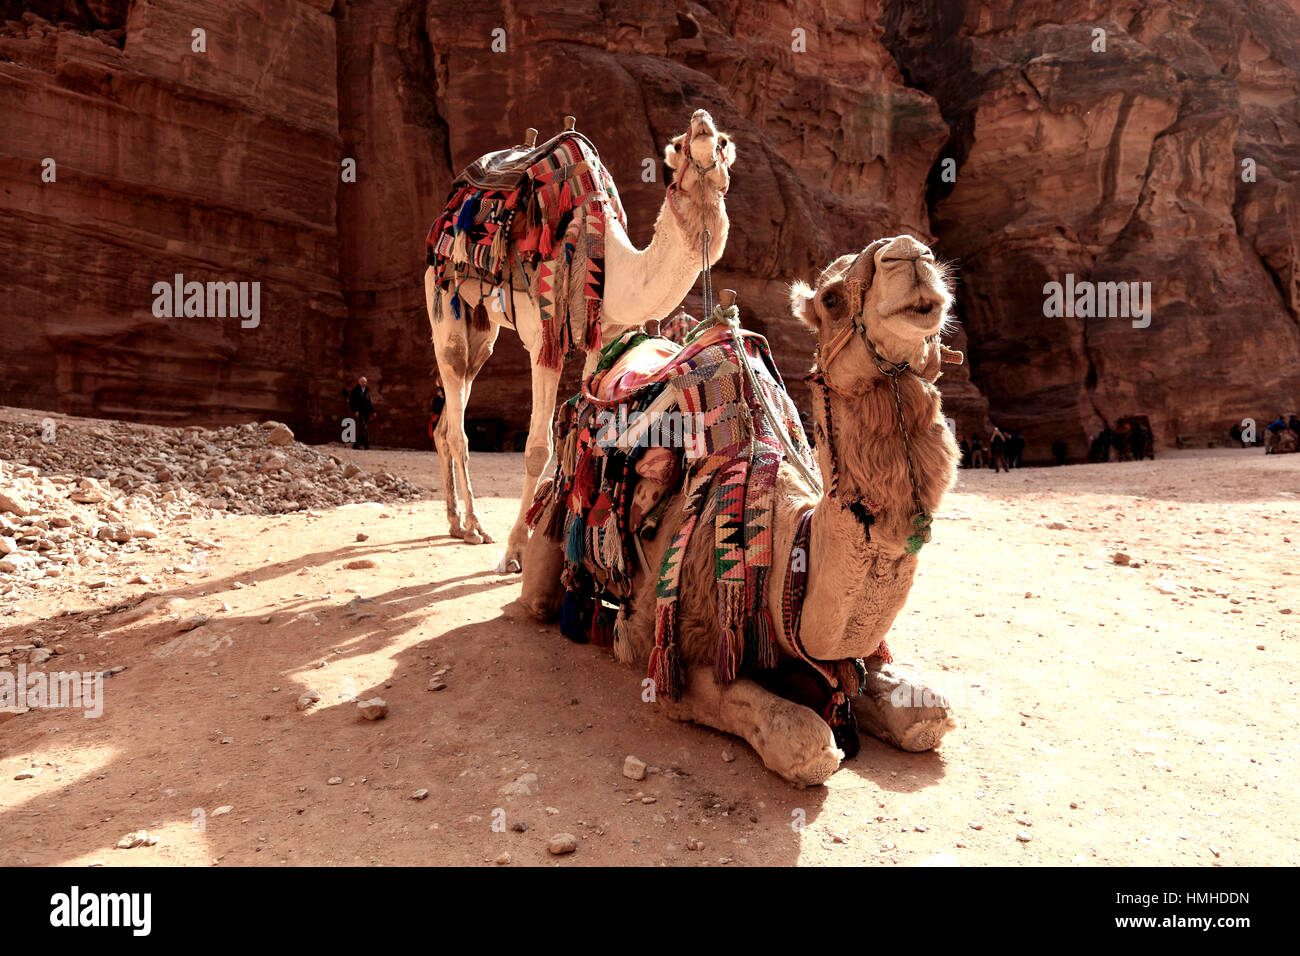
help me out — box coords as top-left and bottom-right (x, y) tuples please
(882, 0), (1300, 459)
(2, 1), (1297, 456)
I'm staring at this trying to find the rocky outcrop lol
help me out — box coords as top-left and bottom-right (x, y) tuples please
(883, 0), (1300, 459)
(2, 0), (1298, 458)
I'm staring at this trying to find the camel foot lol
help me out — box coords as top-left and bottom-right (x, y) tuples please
(660, 670), (844, 788)
(853, 662), (957, 753)
(493, 547), (524, 574)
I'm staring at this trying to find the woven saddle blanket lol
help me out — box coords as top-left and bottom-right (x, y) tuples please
(526, 320), (819, 700)
(426, 131), (627, 369)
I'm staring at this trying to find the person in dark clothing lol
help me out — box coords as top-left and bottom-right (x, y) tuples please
(1129, 425), (1147, 461)
(1006, 431), (1026, 468)
(970, 436), (985, 468)
(348, 376), (376, 450)
(427, 376), (446, 445)
(1290, 415), (1300, 436)
(959, 439), (971, 469)
(1052, 440), (1068, 465)
(989, 427), (1008, 472)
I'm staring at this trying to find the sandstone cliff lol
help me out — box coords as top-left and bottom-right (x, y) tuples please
(3, 0), (1298, 461)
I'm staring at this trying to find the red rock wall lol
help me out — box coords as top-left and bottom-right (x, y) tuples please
(3, 0), (1298, 460)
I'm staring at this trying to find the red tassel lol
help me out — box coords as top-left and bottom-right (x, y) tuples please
(586, 301), (602, 351)
(870, 639), (893, 665)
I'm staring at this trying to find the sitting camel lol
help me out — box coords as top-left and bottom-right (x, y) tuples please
(424, 110), (736, 573)
(520, 235), (963, 786)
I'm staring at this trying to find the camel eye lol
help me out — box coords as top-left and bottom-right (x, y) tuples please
(821, 292), (841, 311)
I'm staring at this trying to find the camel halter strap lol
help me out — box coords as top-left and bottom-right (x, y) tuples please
(667, 123), (730, 318)
(711, 302), (823, 495)
(809, 276), (959, 555)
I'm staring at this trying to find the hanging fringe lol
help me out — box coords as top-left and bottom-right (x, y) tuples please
(590, 604), (614, 648)
(612, 605), (634, 663)
(565, 515), (585, 564)
(599, 511), (623, 573)
(746, 607), (779, 669)
(452, 230), (469, 264)
(586, 300), (602, 351)
(560, 591), (583, 642)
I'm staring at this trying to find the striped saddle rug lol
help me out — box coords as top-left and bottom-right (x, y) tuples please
(526, 320), (820, 701)
(425, 131), (627, 369)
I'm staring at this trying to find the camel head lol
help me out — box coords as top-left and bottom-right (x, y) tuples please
(791, 236), (954, 394)
(664, 109), (735, 201)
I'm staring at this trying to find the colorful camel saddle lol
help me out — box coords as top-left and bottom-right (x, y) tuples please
(526, 319), (821, 702)
(426, 131), (627, 369)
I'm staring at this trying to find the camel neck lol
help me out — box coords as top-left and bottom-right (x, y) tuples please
(599, 188), (728, 327)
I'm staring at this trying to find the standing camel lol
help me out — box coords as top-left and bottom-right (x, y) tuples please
(521, 236), (963, 786)
(424, 110), (736, 573)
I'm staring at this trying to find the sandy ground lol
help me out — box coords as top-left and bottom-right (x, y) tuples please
(1, 443), (1297, 867)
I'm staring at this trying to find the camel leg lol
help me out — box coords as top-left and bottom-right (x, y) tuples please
(432, 414), (463, 539)
(427, 277), (499, 546)
(851, 660), (957, 753)
(448, 321), (500, 546)
(659, 665), (844, 788)
(427, 269), (466, 539)
(495, 359), (560, 574)
(518, 501), (565, 620)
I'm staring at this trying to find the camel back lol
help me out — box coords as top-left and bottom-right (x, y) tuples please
(425, 131), (627, 369)
(525, 321), (820, 699)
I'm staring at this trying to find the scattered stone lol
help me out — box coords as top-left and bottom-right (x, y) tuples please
(177, 614), (208, 632)
(344, 558), (377, 570)
(327, 776), (344, 786)
(500, 772), (539, 799)
(687, 837), (705, 851)
(115, 830), (157, 849)
(494, 852), (511, 865)
(623, 755), (647, 781)
(510, 821), (528, 833)
(296, 691), (322, 712)
(1016, 830), (1032, 843)
(721, 749), (736, 763)
(1112, 552), (1131, 565)
(968, 822), (983, 830)
(356, 533), (369, 542)
(411, 789), (429, 801)
(14, 767), (41, 780)
(267, 423), (294, 446)
(0, 490), (34, 517)
(548, 833), (578, 855)
(356, 698), (388, 720)
(212, 806), (233, 817)
(427, 678), (447, 692)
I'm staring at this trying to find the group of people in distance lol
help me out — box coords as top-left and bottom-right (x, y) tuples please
(960, 427), (1025, 471)
(1233, 413), (1300, 454)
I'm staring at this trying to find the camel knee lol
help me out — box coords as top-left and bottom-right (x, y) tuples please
(524, 444), (550, 476)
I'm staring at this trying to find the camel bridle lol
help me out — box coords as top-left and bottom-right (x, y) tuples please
(805, 252), (962, 556)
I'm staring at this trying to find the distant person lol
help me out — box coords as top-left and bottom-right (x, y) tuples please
(1229, 423), (1243, 447)
(1289, 414), (1300, 436)
(989, 427), (1008, 473)
(959, 439), (971, 469)
(1129, 426), (1146, 461)
(427, 376), (446, 446)
(349, 375), (376, 450)
(1052, 440), (1067, 466)
(970, 436), (986, 469)
(1007, 430), (1026, 468)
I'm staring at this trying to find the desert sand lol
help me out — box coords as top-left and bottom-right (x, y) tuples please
(1, 436), (1297, 867)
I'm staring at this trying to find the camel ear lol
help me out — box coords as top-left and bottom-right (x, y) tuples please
(790, 280), (818, 331)
(664, 134), (687, 171)
(718, 133), (736, 167)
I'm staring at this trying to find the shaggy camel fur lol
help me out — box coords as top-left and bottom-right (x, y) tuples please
(425, 110), (735, 574)
(521, 236), (962, 786)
